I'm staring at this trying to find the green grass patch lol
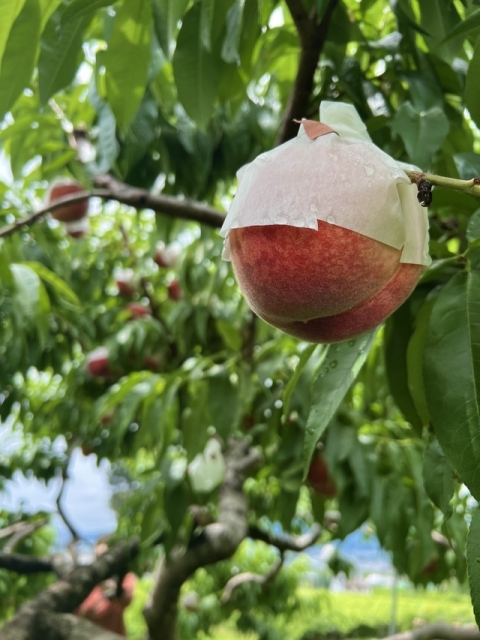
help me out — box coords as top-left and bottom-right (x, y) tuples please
(125, 581), (475, 640)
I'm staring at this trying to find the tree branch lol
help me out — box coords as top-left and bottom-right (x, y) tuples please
(405, 170), (480, 199)
(56, 460), (81, 546)
(143, 438), (261, 640)
(93, 174), (225, 227)
(284, 0), (311, 43)
(0, 177), (225, 240)
(278, 0), (340, 144)
(0, 551), (55, 574)
(0, 539), (139, 640)
(0, 517), (48, 550)
(381, 624), (480, 640)
(248, 523), (322, 552)
(221, 551), (284, 604)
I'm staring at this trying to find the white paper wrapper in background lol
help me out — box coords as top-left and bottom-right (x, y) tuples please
(188, 439), (226, 494)
(221, 101), (430, 266)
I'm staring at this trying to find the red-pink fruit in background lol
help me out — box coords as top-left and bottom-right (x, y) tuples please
(115, 268), (137, 297)
(307, 453), (337, 498)
(168, 280), (183, 301)
(154, 241), (181, 268)
(65, 217), (89, 239)
(48, 179), (89, 222)
(126, 303), (151, 319)
(86, 347), (110, 377)
(229, 222), (422, 344)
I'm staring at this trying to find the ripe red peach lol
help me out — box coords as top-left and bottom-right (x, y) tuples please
(229, 222), (422, 343)
(48, 179), (88, 222)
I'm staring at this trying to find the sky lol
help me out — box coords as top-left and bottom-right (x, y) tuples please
(0, 448), (117, 546)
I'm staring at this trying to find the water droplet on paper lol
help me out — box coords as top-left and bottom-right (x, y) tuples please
(275, 215), (288, 225)
(310, 203), (318, 213)
(367, 180), (372, 188)
(259, 152), (272, 162)
(364, 163), (375, 176)
(326, 214), (336, 224)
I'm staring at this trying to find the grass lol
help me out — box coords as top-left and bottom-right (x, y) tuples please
(125, 582), (475, 640)
(207, 588), (475, 640)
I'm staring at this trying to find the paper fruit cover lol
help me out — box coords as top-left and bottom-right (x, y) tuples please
(221, 102), (430, 344)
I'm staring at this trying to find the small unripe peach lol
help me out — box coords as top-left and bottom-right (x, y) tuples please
(48, 179), (89, 222)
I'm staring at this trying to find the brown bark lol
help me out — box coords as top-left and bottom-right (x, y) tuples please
(0, 551), (55, 574)
(278, 0), (340, 145)
(0, 539), (139, 640)
(142, 439), (261, 640)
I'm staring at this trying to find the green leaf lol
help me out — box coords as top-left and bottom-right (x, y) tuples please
(467, 507), (480, 628)
(384, 299), (423, 431)
(454, 153), (480, 181)
(38, 11), (91, 104)
(10, 264), (51, 340)
(303, 331), (377, 478)
(216, 319), (242, 351)
(0, 0), (27, 72)
(23, 261), (80, 307)
(391, 103), (450, 170)
(424, 256), (480, 500)
(467, 209), (480, 244)
(466, 36), (480, 131)
(417, 0), (463, 61)
(0, 0), (41, 121)
(39, 0), (63, 30)
(104, 0), (153, 131)
(200, 0), (216, 50)
(206, 373), (239, 439)
(440, 8), (480, 44)
(221, 0), (244, 63)
(152, 0), (190, 58)
(172, 3), (219, 129)
(282, 344), (319, 420)
(423, 438), (454, 517)
(164, 483), (188, 533)
(406, 295), (437, 426)
(62, 0), (120, 24)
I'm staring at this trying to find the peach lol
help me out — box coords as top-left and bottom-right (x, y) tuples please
(48, 179), (88, 222)
(229, 222), (422, 343)
(126, 303), (151, 319)
(307, 453), (337, 498)
(86, 347), (110, 377)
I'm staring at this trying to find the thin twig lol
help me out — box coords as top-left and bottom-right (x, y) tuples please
(248, 523), (321, 552)
(56, 460), (81, 549)
(0, 517), (48, 542)
(405, 170), (480, 199)
(3, 518), (49, 554)
(221, 551), (284, 603)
